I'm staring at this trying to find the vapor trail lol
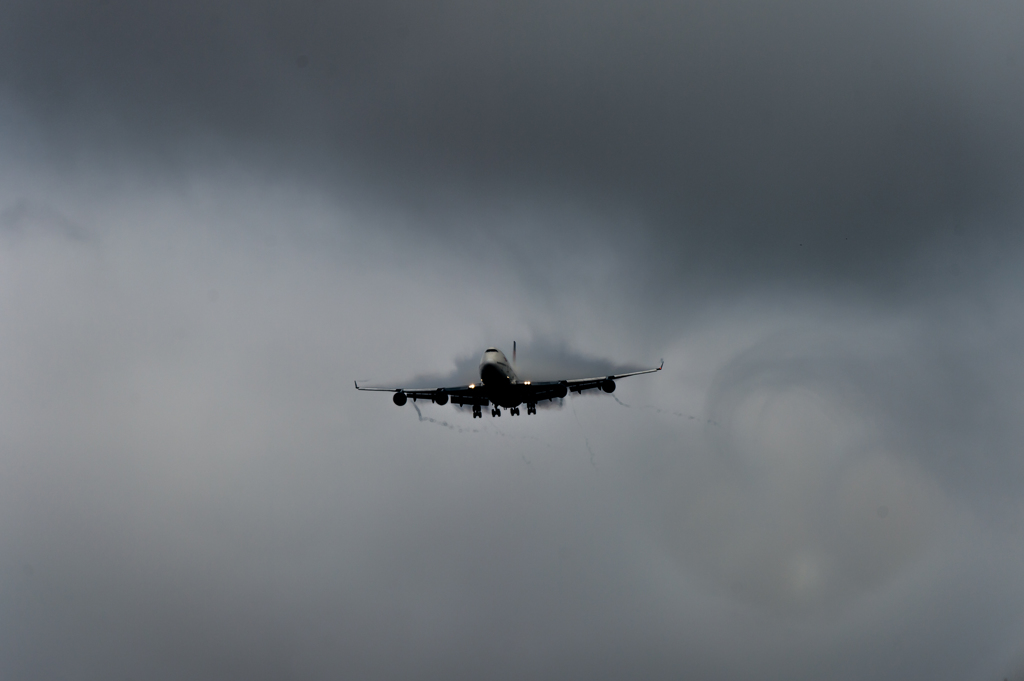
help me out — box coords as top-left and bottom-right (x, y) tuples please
(612, 395), (714, 423)
(411, 403), (481, 434)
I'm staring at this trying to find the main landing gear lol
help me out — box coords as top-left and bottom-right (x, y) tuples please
(497, 406), (535, 416)
(484, 405), (534, 417)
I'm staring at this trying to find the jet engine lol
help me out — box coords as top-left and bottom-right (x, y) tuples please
(393, 391), (407, 406)
(434, 390), (449, 405)
(602, 379), (616, 393)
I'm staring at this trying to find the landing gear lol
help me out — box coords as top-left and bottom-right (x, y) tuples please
(526, 403), (536, 415)
(472, 404), (482, 418)
(510, 407), (520, 416)
(491, 408), (502, 417)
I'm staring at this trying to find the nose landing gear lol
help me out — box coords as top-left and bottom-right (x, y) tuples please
(510, 407), (520, 416)
(526, 403), (536, 415)
(472, 404), (482, 418)
(491, 408), (502, 417)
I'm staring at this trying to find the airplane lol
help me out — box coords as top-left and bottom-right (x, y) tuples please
(355, 343), (663, 418)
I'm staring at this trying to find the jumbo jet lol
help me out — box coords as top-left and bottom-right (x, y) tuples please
(355, 343), (662, 418)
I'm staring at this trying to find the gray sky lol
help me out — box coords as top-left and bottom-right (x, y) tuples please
(2, 1), (1024, 679)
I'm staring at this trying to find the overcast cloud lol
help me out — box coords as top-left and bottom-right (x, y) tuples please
(1, 1), (1024, 679)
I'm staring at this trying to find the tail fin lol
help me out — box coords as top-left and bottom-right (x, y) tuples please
(513, 341), (516, 365)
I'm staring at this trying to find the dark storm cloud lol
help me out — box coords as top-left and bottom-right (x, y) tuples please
(3, 0), (1023, 287)
(2, 149), (1024, 680)
(704, 319), (1024, 495)
(1, 199), (89, 242)
(4, 2), (1024, 680)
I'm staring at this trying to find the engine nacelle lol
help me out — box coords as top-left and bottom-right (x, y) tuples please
(602, 379), (616, 393)
(556, 382), (568, 398)
(393, 391), (407, 406)
(434, 390), (449, 405)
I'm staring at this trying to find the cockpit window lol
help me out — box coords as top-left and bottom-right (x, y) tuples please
(486, 347), (498, 352)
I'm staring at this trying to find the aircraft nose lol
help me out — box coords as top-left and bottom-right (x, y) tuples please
(480, 362), (505, 385)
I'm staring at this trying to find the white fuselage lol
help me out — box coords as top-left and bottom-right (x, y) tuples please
(479, 348), (518, 387)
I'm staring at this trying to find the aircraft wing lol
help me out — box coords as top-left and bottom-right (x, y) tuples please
(524, 360), (664, 398)
(354, 381), (490, 405)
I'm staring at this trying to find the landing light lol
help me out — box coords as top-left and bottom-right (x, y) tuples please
(524, 380), (531, 385)
(469, 383), (475, 389)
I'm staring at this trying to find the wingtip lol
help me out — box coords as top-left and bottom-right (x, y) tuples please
(659, 359), (664, 370)
(354, 380), (359, 390)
